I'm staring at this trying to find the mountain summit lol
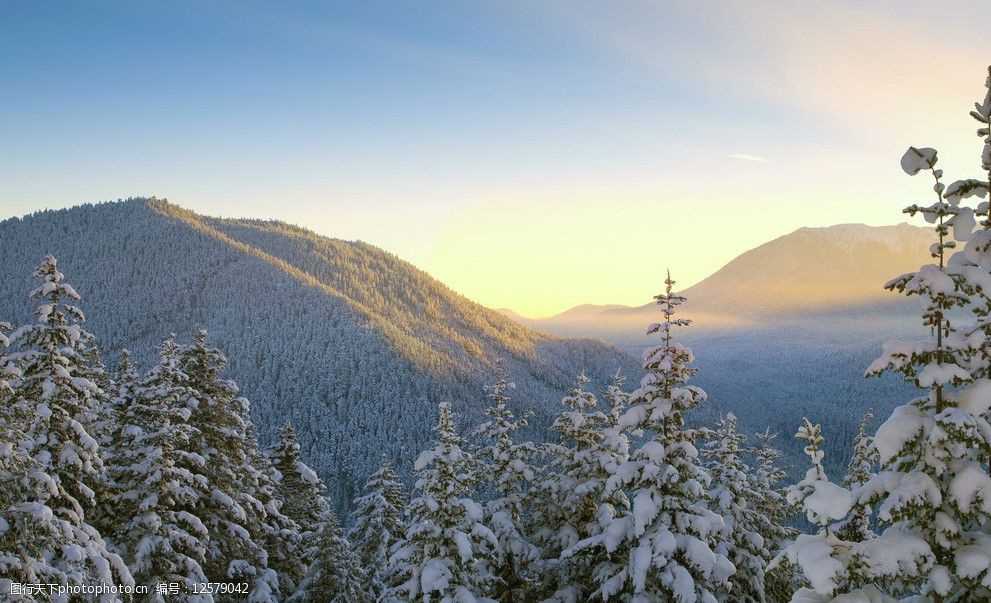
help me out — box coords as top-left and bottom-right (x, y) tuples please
(0, 198), (634, 506)
(683, 222), (932, 314)
(514, 222), (932, 338)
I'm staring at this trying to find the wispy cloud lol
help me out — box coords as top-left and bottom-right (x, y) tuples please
(726, 153), (769, 164)
(726, 153), (771, 163)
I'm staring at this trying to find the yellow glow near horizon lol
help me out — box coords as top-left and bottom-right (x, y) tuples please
(417, 191), (902, 318)
(3, 2), (986, 320)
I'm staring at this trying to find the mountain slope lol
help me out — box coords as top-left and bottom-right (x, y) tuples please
(683, 222), (933, 314)
(0, 198), (636, 508)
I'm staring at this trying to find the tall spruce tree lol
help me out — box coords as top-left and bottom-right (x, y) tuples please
(179, 330), (282, 601)
(853, 68), (991, 600)
(0, 380), (77, 599)
(267, 421), (321, 589)
(553, 373), (633, 603)
(471, 364), (539, 601)
(387, 401), (497, 601)
(769, 420), (923, 602)
(347, 456), (407, 600)
(530, 373), (622, 600)
(108, 335), (213, 599)
(1, 319), (75, 597)
(586, 272), (732, 601)
(291, 509), (368, 603)
(1, 256), (133, 594)
(835, 409), (877, 543)
(704, 413), (768, 602)
(110, 350), (139, 425)
(270, 422), (324, 540)
(748, 429), (796, 602)
(247, 437), (306, 597)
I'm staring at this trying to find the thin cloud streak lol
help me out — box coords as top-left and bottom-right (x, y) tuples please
(726, 153), (770, 163)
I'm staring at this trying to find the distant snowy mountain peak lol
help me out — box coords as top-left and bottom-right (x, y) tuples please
(682, 221), (932, 314)
(512, 222), (933, 335)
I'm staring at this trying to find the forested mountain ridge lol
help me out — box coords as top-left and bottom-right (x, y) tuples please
(0, 198), (635, 508)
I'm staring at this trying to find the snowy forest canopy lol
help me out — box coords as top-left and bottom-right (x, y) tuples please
(2, 68), (991, 602)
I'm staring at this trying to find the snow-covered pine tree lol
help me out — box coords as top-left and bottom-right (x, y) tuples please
(604, 369), (629, 427)
(387, 400), (497, 602)
(110, 350), (139, 424)
(770, 420), (928, 602)
(944, 65), (991, 359)
(529, 373), (625, 600)
(291, 508), (368, 603)
(835, 409), (877, 543)
(179, 330), (282, 601)
(249, 434), (306, 596)
(747, 428), (797, 603)
(703, 412), (767, 602)
(107, 335), (213, 599)
(80, 344), (114, 447)
(770, 420), (863, 600)
(0, 355), (76, 599)
(270, 422), (324, 539)
(0, 320), (73, 597)
(267, 421), (324, 588)
(92, 349), (142, 539)
(347, 456), (407, 599)
(470, 363), (539, 601)
(852, 69), (991, 600)
(584, 272), (732, 602)
(2, 256), (133, 595)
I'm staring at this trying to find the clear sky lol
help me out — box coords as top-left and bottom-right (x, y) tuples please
(1, 1), (988, 317)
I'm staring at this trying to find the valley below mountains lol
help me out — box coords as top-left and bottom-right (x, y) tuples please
(503, 223), (934, 477)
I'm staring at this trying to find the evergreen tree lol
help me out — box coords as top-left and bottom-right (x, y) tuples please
(111, 350), (139, 422)
(179, 330), (282, 601)
(854, 75), (991, 599)
(81, 344), (114, 448)
(0, 394), (76, 600)
(267, 421), (321, 589)
(250, 435), (306, 596)
(748, 429), (796, 602)
(348, 456), (407, 600)
(270, 422), (324, 540)
(291, 509), (368, 603)
(530, 373), (624, 600)
(586, 272), (732, 601)
(108, 335), (213, 599)
(92, 348), (141, 540)
(603, 369), (629, 427)
(835, 409), (877, 543)
(471, 363), (539, 601)
(387, 400), (497, 601)
(1, 319), (74, 598)
(769, 420), (920, 602)
(1, 256), (133, 595)
(704, 413), (767, 602)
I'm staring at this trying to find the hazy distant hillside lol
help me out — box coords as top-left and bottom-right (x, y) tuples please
(508, 223), (930, 338)
(506, 223), (932, 478)
(685, 222), (933, 313)
(0, 198), (636, 508)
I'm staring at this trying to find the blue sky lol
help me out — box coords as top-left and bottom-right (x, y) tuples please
(1, 1), (988, 315)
